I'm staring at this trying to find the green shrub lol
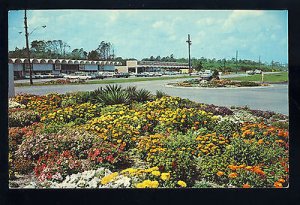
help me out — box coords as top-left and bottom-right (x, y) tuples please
(155, 90), (168, 99)
(90, 85), (130, 105)
(141, 132), (199, 185)
(224, 137), (286, 166)
(134, 89), (152, 102)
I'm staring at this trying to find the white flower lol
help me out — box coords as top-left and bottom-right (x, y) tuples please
(77, 179), (86, 187)
(23, 182), (37, 189)
(113, 176), (131, 188)
(87, 177), (100, 188)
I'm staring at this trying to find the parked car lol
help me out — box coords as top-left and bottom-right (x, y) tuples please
(113, 72), (130, 78)
(63, 72), (92, 80)
(42, 73), (55, 78)
(99, 72), (114, 78)
(190, 72), (200, 76)
(254, 69), (262, 74)
(246, 70), (255, 75)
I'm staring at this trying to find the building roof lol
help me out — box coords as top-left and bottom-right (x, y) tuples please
(9, 58), (122, 65)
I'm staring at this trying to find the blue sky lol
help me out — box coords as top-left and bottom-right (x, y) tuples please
(8, 10), (288, 64)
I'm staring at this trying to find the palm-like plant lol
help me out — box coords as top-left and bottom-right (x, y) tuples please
(155, 90), (168, 99)
(91, 85), (130, 105)
(134, 89), (152, 102)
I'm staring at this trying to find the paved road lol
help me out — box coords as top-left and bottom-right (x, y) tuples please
(15, 78), (289, 115)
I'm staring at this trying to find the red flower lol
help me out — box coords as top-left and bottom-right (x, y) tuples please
(97, 157), (103, 163)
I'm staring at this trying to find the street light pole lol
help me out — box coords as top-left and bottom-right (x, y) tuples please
(24, 10), (33, 85)
(235, 50), (238, 74)
(186, 34), (192, 74)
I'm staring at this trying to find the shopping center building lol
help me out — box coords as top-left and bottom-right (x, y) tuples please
(9, 58), (191, 79)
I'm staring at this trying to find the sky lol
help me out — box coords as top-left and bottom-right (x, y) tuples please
(8, 10), (288, 64)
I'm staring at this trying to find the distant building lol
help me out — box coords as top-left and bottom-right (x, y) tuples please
(8, 58), (122, 79)
(121, 60), (189, 74)
(9, 58), (190, 79)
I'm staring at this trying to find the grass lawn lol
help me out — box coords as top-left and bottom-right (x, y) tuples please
(15, 75), (198, 87)
(230, 72), (288, 83)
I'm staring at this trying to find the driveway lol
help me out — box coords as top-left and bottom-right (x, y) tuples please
(15, 78), (288, 115)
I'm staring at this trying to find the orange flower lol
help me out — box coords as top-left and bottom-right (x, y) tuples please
(228, 165), (237, 171)
(275, 140), (284, 143)
(274, 182), (283, 188)
(216, 171), (224, 177)
(283, 131), (289, 138)
(242, 184), (251, 188)
(257, 139), (264, 145)
(238, 164), (246, 169)
(228, 172), (238, 178)
(253, 166), (265, 176)
(278, 178), (285, 183)
(278, 130), (285, 137)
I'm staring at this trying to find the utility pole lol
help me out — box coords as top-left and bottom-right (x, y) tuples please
(24, 10), (33, 85)
(186, 34), (192, 74)
(235, 50), (238, 74)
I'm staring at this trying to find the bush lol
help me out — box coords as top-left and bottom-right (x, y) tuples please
(250, 109), (276, 119)
(134, 89), (152, 102)
(200, 104), (233, 116)
(224, 137), (287, 166)
(155, 90), (168, 99)
(137, 132), (199, 185)
(90, 85), (130, 105)
(61, 92), (91, 107)
(9, 110), (40, 127)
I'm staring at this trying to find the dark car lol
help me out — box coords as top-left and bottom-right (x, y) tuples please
(113, 72), (130, 78)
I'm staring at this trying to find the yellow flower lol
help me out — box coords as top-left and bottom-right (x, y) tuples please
(149, 180), (159, 188)
(177, 180), (187, 187)
(100, 172), (118, 185)
(136, 182), (146, 188)
(151, 171), (161, 177)
(117, 139), (122, 143)
(161, 173), (170, 181)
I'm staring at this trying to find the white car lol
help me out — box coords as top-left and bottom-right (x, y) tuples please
(63, 73), (92, 80)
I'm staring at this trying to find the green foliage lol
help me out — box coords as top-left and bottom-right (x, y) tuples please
(144, 132), (199, 185)
(155, 90), (168, 99)
(90, 85), (130, 105)
(134, 89), (152, 102)
(213, 120), (241, 138)
(224, 137), (286, 166)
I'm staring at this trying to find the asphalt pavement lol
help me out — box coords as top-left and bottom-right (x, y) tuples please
(15, 77), (289, 115)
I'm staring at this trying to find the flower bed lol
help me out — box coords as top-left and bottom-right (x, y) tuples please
(9, 85), (288, 188)
(169, 79), (268, 88)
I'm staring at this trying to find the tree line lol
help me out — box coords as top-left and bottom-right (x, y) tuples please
(9, 39), (287, 72)
(9, 40), (118, 61)
(142, 55), (287, 72)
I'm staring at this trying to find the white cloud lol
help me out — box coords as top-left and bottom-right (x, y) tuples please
(197, 17), (222, 26)
(222, 10), (264, 31)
